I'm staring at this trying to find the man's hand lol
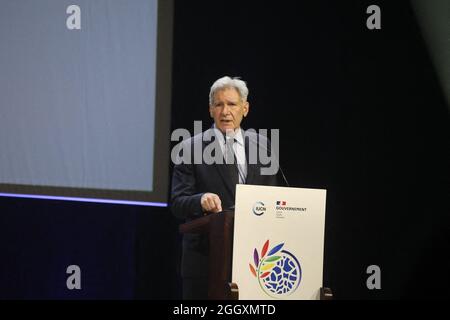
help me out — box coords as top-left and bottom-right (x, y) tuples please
(200, 193), (222, 214)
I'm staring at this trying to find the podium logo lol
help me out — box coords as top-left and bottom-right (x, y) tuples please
(249, 240), (302, 298)
(275, 201), (307, 218)
(252, 201), (266, 216)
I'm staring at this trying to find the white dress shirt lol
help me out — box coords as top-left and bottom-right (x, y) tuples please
(213, 125), (247, 184)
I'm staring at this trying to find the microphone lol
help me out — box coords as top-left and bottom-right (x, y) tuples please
(278, 162), (290, 187)
(245, 133), (290, 187)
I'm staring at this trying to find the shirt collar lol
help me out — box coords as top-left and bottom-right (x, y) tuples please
(213, 124), (244, 146)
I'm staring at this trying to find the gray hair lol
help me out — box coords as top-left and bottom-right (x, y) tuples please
(209, 76), (249, 106)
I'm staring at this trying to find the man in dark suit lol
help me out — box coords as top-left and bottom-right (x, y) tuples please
(171, 76), (281, 299)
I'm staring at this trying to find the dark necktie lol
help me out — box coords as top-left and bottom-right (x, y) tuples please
(225, 136), (239, 187)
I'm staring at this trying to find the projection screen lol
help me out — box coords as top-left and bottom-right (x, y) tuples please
(0, 0), (173, 206)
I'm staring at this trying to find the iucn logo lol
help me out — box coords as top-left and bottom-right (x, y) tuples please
(252, 201), (266, 216)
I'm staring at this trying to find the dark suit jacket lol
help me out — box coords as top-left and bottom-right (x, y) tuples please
(170, 128), (281, 278)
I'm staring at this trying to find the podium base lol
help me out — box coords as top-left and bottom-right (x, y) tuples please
(226, 284), (332, 300)
(227, 282), (239, 300)
(320, 287), (333, 300)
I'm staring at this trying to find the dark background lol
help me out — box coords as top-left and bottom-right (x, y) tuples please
(1, 0), (448, 299)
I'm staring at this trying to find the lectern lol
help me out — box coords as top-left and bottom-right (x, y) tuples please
(179, 210), (237, 300)
(179, 209), (332, 300)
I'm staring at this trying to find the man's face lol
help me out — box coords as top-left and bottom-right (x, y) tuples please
(209, 88), (249, 133)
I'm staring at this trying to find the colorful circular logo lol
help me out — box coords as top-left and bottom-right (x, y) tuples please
(249, 240), (302, 298)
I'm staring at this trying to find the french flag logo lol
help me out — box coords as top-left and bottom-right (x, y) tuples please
(276, 201), (286, 206)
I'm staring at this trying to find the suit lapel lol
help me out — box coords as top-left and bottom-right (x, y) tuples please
(202, 129), (236, 198)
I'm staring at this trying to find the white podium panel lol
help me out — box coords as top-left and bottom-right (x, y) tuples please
(232, 185), (327, 300)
